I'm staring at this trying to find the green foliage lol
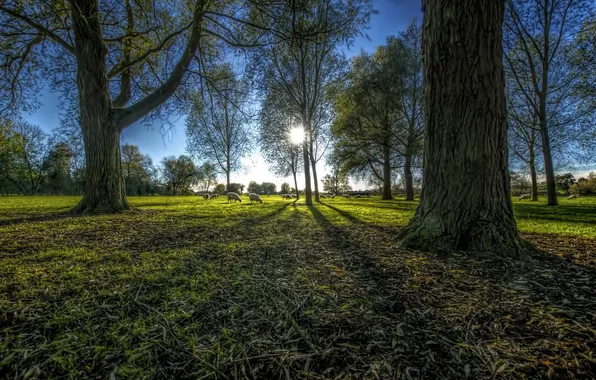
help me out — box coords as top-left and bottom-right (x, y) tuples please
(121, 144), (156, 196)
(280, 182), (291, 194)
(330, 25), (423, 184)
(227, 183), (245, 194)
(160, 155), (198, 196)
(213, 183), (227, 195)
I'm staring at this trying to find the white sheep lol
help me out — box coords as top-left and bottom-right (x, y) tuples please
(342, 194), (350, 198)
(519, 194), (531, 201)
(291, 194), (297, 198)
(249, 193), (263, 204)
(209, 194), (219, 199)
(568, 194), (577, 200)
(320, 194), (327, 199)
(227, 192), (242, 203)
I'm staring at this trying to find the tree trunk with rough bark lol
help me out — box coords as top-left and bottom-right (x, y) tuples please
(382, 143), (392, 200)
(70, 0), (130, 213)
(310, 151), (320, 202)
(399, 0), (525, 257)
(539, 116), (558, 206)
(404, 145), (414, 201)
(292, 169), (299, 200)
(529, 142), (538, 201)
(65, 0), (205, 213)
(302, 112), (312, 205)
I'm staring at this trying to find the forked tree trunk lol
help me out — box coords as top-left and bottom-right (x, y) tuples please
(382, 143), (392, 200)
(70, 0), (130, 213)
(399, 0), (524, 257)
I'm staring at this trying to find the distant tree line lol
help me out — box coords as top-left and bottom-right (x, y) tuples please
(0, 117), (230, 197)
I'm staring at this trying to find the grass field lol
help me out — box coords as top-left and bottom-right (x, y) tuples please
(1, 195), (595, 379)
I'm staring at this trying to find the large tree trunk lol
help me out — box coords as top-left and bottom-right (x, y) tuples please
(404, 146), (414, 201)
(382, 143), (392, 200)
(399, 0), (524, 257)
(539, 119), (558, 206)
(70, 0), (130, 213)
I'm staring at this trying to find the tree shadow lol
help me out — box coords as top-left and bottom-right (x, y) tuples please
(0, 210), (96, 227)
(308, 205), (407, 314)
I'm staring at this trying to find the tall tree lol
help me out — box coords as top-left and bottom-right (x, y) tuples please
(399, 0), (524, 257)
(186, 66), (252, 191)
(259, 94), (303, 200)
(254, 0), (371, 205)
(330, 37), (409, 200)
(503, 0), (596, 206)
(0, 0), (273, 212)
(399, 23), (424, 201)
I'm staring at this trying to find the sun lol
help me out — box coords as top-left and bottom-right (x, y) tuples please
(290, 127), (304, 145)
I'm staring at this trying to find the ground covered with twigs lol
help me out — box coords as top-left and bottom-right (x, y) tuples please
(0, 196), (595, 379)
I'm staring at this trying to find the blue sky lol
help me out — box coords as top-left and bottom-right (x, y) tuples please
(24, 0), (423, 189)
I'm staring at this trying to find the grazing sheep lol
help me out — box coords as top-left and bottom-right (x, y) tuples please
(202, 194), (209, 200)
(209, 194), (219, 199)
(519, 194), (531, 201)
(568, 194), (577, 200)
(227, 192), (242, 203)
(281, 194), (286, 198)
(354, 195), (362, 198)
(342, 194), (350, 198)
(249, 193), (263, 204)
(291, 194), (297, 198)
(320, 194), (327, 199)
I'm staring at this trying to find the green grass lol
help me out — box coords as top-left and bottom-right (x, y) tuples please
(0, 195), (595, 379)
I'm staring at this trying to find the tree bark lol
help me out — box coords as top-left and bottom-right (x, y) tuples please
(302, 113), (312, 205)
(292, 169), (299, 200)
(539, 118), (558, 206)
(70, 0), (130, 213)
(404, 145), (414, 201)
(529, 143), (538, 202)
(382, 143), (392, 200)
(399, 0), (524, 258)
(310, 150), (320, 202)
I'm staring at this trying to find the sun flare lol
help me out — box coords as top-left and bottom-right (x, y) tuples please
(290, 127), (304, 145)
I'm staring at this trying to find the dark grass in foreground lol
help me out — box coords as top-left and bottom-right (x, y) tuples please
(0, 196), (595, 379)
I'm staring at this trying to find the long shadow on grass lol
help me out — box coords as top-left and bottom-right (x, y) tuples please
(118, 202), (293, 255)
(308, 205), (406, 314)
(0, 209), (91, 227)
